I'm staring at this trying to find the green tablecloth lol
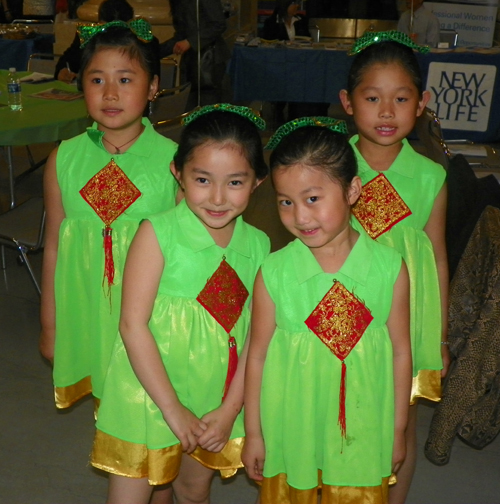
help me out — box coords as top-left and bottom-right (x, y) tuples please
(0, 70), (90, 146)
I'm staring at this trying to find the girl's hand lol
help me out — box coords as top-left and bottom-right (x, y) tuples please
(197, 404), (238, 453)
(441, 342), (451, 378)
(163, 403), (207, 454)
(242, 434), (265, 481)
(392, 430), (407, 474)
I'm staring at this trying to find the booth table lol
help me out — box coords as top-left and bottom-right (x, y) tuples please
(0, 35), (55, 71)
(0, 70), (90, 207)
(229, 44), (500, 143)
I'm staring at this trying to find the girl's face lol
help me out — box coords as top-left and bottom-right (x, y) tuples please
(273, 163), (361, 251)
(171, 142), (262, 241)
(82, 48), (158, 135)
(340, 62), (429, 151)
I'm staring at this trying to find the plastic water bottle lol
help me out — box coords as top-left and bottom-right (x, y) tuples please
(7, 67), (22, 111)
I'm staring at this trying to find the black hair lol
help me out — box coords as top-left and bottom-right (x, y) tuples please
(98, 0), (134, 22)
(79, 26), (158, 90)
(347, 41), (423, 96)
(270, 126), (357, 196)
(275, 0), (298, 20)
(174, 111), (269, 180)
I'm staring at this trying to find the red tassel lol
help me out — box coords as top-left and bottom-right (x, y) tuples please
(222, 336), (238, 401)
(102, 226), (115, 295)
(338, 360), (347, 439)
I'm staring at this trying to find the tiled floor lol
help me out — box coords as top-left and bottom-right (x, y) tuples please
(2, 144), (500, 503)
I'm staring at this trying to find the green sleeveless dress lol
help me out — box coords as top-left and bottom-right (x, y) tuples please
(350, 136), (446, 403)
(53, 119), (178, 408)
(92, 200), (270, 485)
(260, 233), (402, 493)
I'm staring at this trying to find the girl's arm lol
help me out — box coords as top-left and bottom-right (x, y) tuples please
(39, 148), (65, 363)
(241, 270), (276, 481)
(424, 183), (450, 377)
(387, 261), (412, 475)
(119, 221), (207, 453)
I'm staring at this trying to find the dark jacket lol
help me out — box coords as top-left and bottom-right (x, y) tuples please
(262, 12), (310, 41)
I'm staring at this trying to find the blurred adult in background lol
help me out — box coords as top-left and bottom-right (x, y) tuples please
(262, 0), (309, 41)
(263, 0), (328, 124)
(55, 0), (160, 82)
(397, 0), (440, 47)
(159, 0), (229, 105)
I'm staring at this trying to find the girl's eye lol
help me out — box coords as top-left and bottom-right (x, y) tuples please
(396, 97), (408, 103)
(279, 199), (292, 207)
(196, 177), (208, 184)
(120, 77), (131, 84)
(229, 180), (242, 186)
(366, 96), (378, 102)
(307, 196), (318, 204)
(91, 78), (102, 84)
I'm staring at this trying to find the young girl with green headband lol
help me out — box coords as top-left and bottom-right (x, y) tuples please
(92, 104), (270, 504)
(243, 118), (411, 504)
(40, 21), (178, 410)
(339, 31), (449, 503)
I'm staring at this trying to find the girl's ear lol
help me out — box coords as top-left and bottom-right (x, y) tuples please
(339, 89), (354, 116)
(416, 90), (431, 117)
(252, 175), (267, 192)
(148, 75), (159, 101)
(170, 161), (182, 185)
(347, 176), (362, 206)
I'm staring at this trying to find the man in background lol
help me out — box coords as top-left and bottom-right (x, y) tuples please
(397, 0), (440, 47)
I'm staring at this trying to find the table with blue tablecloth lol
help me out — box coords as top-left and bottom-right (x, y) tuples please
(0, 34), (54, 71)
(229, 44), (500, 143)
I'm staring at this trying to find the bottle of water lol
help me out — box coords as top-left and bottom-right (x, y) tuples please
(7, 67), (22, 111)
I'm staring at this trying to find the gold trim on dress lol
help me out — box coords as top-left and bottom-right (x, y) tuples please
(54, 376), (92, 409)
(410, 369), (441, 404)
(91, 430), (243, 485)
(261, 473), (390, 504)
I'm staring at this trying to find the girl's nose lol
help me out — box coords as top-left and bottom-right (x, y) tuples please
(103, 82), (118, 101)
(294, 204), (310, 225)
(379, 101), (395, 118)
(210, 186), (226, 206)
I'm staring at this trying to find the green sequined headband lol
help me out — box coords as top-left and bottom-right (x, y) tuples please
(182, 103), (266, 130)
(265, 117), (348, 151)
(78, 18), (154, 48)
(349, 30), (430, 56)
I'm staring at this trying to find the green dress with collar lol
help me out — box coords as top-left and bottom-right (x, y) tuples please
(350, 136), (446, 403)
(53, 118), (178, 408)
(93, 199), (270, 484)
(260, 232), (402, 490)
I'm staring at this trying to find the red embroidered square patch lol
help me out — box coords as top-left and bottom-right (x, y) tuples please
(79, 159), (141, 226)
(305, 281), (373, 361)
(352, 173), (411, 239)
(197, 258), (249, 334)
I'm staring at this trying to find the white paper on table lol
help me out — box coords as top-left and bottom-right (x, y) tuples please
(448, 144), (489, 157)
(20, 72), (54, 83)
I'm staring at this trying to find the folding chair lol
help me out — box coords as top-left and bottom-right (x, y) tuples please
(149, 82), (192, 124)
(160, 53), (182, 89)
(27, 53), (56, 76)
(153, 112), (190, 144)
(0, 197), (45, 295)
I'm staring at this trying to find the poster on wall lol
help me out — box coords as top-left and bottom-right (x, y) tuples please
(425, 2), (498, 47)
(426, 62), (497, 131)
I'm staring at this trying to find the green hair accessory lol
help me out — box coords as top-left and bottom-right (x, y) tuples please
(182, 103), (266, 130)
(265, 117), (348, 150)
(78, 18), (153, 48)
(349, 30), (430, 56)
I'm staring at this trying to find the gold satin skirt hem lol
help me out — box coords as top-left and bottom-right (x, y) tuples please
(54, 376), (92, 409)
(92, 430), (243, 485)
(261, 473), (390, 504)
(410, 369), (442, 405)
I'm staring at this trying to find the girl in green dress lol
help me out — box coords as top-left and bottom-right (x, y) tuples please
(91, 104), (270, 504)
(339, 31), (449, 504)
(243, 118), (412, 504)
(40, 21), (178, 409)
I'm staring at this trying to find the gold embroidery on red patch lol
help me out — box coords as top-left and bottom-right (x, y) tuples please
(352, 173), (411, 239)
(197, 258), (249, 334)
(79, 159), (141, 226)
(305, 281), (373, 360)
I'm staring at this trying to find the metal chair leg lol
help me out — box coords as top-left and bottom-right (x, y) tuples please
(17, 245), (41, 296)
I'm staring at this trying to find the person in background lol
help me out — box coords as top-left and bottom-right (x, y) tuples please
(397, 0), (440, 48)
(262, 0), (329, 124)
(262, 0), (309, 41)
(55, 0), (160, 83)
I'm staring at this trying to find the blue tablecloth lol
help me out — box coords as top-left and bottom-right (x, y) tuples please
(0, 34), (54, 71)
(229, 45), (500, 142)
